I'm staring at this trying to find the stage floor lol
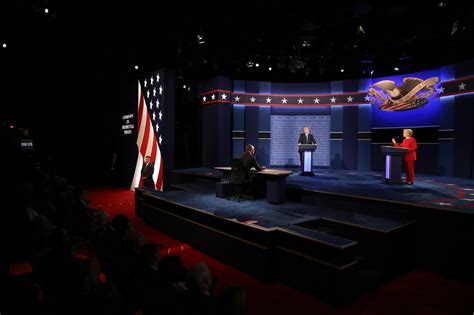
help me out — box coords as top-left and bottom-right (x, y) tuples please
(174, 168), (474, 213)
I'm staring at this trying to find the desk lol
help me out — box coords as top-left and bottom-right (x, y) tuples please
(214, 167), (292, 204)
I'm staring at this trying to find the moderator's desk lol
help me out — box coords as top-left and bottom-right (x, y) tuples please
(214, 167), (292, 204)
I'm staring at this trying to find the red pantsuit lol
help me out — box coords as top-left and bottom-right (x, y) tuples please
(394, 137), (417, 183)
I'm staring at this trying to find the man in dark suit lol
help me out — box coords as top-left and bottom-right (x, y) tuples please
(141, 156), (155, 189)
(298, 127), (317, 166)
(240, 144), (265, 174)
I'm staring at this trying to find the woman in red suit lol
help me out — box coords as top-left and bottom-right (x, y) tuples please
(392, 129), (417, 185)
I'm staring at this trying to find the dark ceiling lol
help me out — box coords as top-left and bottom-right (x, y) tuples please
(1, 1), (473, 124)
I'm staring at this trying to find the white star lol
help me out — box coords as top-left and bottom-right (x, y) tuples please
(144, 80), (147, 88)
(150, 77), (154, 85)
(462, 198), (474, 201)
(153, 88), (156, 96)
(147, 90), (150, 98)
(203, 96), (207, 102)
(152, 112), (156, 121)
(250, 97), (256, 103)
(298, 98), (303, 104)
(364, 95), (371, 102)
(458, 82), (466, 90)
(234, 96), (240, 102)
(266, 97), (272, 103)
(159, 85), (163, 95)
(437, 202), (452, 206)
(330, 97), (336, 103)
(159, 111), (163, 120)
(159, 135), (162, 145)
(313, 98), (320, 104)
(221, 93), (227, 100)
(149, 102), (153, 110)
(156, 99), (160, 108)
(438, 86), (445, 93)
(155, 124), (159, 132)
(282, 98), (288, 104)
(156, 74), (160, 83)
(211, 94), (216, 100)
(347, 96), (353, 102)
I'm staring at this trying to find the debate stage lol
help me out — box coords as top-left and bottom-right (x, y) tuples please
(135, 168), (474, 304)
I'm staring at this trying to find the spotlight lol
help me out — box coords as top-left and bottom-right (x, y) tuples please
(394, 67), (399, 71)
(187, 87), (191, 91)
(268, 67), (272, 71)
(255, 63), (259, 67)
(134, 65), (139, 70)
(246, 61), (254, 68)
(45, 8), (49, 14)
(197, 34), (205, 44)
(9, 125), (14, 129)
(438, 2), (446, 7)
(302, 41), (310, 48)
(2, 43), (6, 48)
(370, 70), (374, 75)
(183, 85), (186, 89)
(340, 68), (344, 73)
(357, 25), (365, 34)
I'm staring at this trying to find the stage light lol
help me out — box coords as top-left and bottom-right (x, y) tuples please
(187, 87), (191, 91)
(197, 34), (205, 45)
(45, 8), (49, 14)
(183, 85), (186, 89)
(255, 63), (259, 67)
(302, 41), (310, 48)
(340, 68), (344, 73)
(268, 67), (272, 71)
(247, 61), (254, 68)
(394, 67), (399, 71)
(357, 25), (365, 34)
(134, 65), (139, 70)
(9, 125), (14, 129)
(2, 43), (6, 48)
(370, 70), (374, 75)
(438, 2), (446, 7)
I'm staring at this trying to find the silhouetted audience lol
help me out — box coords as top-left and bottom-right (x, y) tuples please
(1, 150), (246, 315)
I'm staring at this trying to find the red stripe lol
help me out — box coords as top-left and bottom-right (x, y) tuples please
(150, 134), (158, 164)
(140, 112), (151, 158)
(157, 155), (164, 190)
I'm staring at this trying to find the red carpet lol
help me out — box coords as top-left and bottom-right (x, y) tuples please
(87, 188), (474, 315)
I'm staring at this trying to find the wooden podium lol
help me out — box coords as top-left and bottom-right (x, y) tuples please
(381, 146), (408, 184)
(298, 144), (317, 176)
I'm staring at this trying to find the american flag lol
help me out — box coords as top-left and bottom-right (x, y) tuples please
(130, 71), (164, 191)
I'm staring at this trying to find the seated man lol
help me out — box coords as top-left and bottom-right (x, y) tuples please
(240, 144), (265, 174)
(239, 144), (266, 197)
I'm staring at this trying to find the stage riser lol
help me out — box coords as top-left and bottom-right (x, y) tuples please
(136, 192), (357, 268)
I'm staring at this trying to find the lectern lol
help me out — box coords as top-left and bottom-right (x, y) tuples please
(298, 144), (317, 176)
(381, 146), (408, 184)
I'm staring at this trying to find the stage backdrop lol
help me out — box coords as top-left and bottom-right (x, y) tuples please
(270, 115), (330, 167)
(198, 60), (474, 178)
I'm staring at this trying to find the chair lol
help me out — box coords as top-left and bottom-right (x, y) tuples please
(229, 158), (253, 201)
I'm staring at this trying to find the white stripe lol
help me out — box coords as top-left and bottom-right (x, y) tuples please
(130, 153), (143, 191)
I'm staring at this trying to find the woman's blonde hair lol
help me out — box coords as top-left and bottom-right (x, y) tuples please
(403, 129), (413, 136)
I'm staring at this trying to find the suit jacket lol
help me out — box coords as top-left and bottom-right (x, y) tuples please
(394, 137), (417, 161)
(141, 162), (155, 188)
(239, 152), (262, 173)
(298, 133), (316, 145)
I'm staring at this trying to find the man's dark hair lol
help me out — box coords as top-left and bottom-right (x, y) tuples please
(111, 214), (130, 238)
(140, 242), (161, 266)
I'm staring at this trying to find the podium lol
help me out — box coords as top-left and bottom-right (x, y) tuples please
(381, 146), (408, 184)
(298, 144), (317, 176)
